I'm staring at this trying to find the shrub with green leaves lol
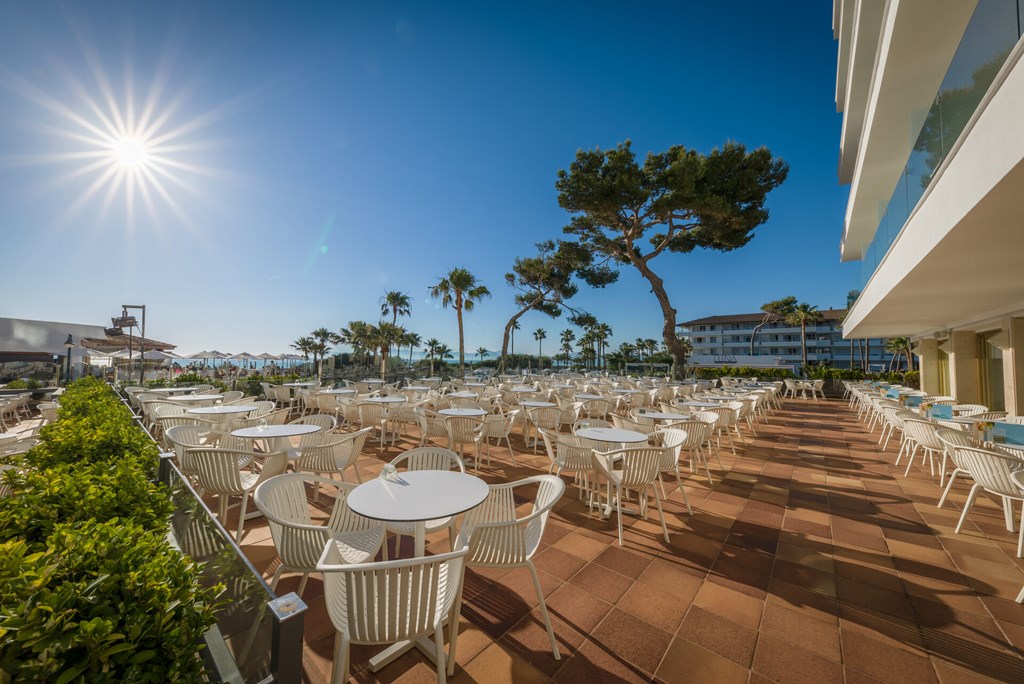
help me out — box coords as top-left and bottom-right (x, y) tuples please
(0, 377), (219, 682)
(0, 521), (218, 683)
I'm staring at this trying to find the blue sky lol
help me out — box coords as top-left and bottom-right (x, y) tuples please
(0, 1), (855, 356)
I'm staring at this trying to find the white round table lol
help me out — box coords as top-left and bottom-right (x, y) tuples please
(464, 382), (487, 388)
(283, 382), (317, 388)
(188, 404), (258, 415)
(362, 379), (386, 384)
(638, 411), (689, 422)
(576, 427), (648, 445)
(149, 386), (198, 395)
(447, 391), (478, 399)
(520, 401), (556, 408)
(677, 401), (721, 409)
(438, 408), (487, 417)
(347, 470), (488, 557)
(362, 396), (406, 405)
(574, 393), (605, 401)
(611, 389), (644, 395)
(318, 388), (357, 395)
(511, 387), (535, 393)
(169, 393), (224, 406)
(232, 424), (321, 455)
(403, 386), (430, 392)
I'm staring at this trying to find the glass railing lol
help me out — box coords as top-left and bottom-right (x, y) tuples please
(860, 0), (1024, 286)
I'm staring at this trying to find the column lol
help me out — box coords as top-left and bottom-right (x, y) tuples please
(915, 338), (939, 394)
(949, 330), (979, 403)
(1003, 318), (1024, 415)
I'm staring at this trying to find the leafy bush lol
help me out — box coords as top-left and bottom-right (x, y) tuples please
(0, 377), (219, 682)
(0, 521), (217, 683)
(693, 366), (795, 380)
(3, 379), (41, 390)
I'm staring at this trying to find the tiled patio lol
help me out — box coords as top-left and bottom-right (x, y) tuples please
(236, 398), (1024, 683)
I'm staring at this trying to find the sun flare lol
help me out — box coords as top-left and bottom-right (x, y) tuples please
(112, 136), (149, 169)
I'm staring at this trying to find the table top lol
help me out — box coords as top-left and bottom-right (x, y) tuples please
(283, 382), (317, 387)
(149, 386), (197, 394)
(187, 405), (258, 415)
(464, 382), (487, 387)
(404, 386), (430, 391)
(318, 388), (357, 395)
(347, 470), (489, 523)
(511, 387), (535, 392)
(521, 401), (556, 408)
(677, 401), (724, 408)
(448, 391), (479, 399)
(638, 411), (689, 421)
(439, 408), (487, 417)
(610, 389), (645, 394)
(168, 394), (224, 402)
(362, 396), (407, 404)
(574, 394), (605, 401)
(232, 424), (322, 439)
(576, 427), (649, 444)
(360, 379), (385, 384)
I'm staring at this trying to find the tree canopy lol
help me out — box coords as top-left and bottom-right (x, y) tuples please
(556, 140), (788, 377)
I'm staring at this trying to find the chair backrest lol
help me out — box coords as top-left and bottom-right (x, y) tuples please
(444, 416), (483, 445)
(296, 427), (372, 474)
(952, 404), (988, 416)
(391, 447), (465, 473)
(935, 428), (981, 469)
(951, 446), (1024, 498)
(251, 400), (276, 416)
(539, 428), (593, 472)
(903, 419), (945, 451)
(526, 406), (560, 430)
(153, 404), (186, 418)
(186, 448), (255, 494)
(460, 475), (565, 566)
(600, 447), (666, 488)
(222, 390), (245, 403)
(255, 473), (380, 569)
(165, 424), (210, 461)
(573, 418), (612, 432)
(318, 543), (469, 644)
(290, 414), (337, 431)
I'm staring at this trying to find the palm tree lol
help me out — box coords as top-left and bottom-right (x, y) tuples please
(403, 331), (422, 365)
(594, 322), (612, 370)
(642, 338), (658, 375)
(424, 338), (442, 376)
(885, 336), (914, 372)
(786, 303), (823, 369)
(436, 343), (454, 372)
(533, 328), (547, 371)
(430, 268), (491, 375)
(559, 329), (575, 369)
(309, 327), (341, 379)
(380, 291), (412, 325)
(372, 322), (405, 379)
(476, 347), (489, 367)
(291, 336), (314, 376)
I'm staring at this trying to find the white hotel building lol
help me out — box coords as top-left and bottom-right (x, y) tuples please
(835, 0), (1024, 413)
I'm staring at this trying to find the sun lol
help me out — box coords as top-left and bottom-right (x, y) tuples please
(112, 136), (149, 169)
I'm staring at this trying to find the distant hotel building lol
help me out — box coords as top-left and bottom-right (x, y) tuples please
(834, 1), (1024, 412)
(679, 309), (895, 370)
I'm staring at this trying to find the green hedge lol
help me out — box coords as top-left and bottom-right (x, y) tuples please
(0, 377), (218, 682)
(692, 366), (795, 380)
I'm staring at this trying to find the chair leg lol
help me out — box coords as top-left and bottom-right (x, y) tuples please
(955, 484), (982, 534)
(937, 469), (963, 509)
(236, 493), (249, 541)
(1004, 497), (1015, 533)
(331, 631), (350, 684)
(434, 618), (448, 684)
(528, 562), (560, 659)
(269, 564), (286, 591)
(615, 488), (624, 546)
(297, 572), (310, 596)
(651, 484), (670, 543)
(675, 469), (692, 515)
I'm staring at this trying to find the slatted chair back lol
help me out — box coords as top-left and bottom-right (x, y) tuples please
(391, 446), (465, 473)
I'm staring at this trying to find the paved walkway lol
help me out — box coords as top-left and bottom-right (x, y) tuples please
(236, 398), (1024, 683)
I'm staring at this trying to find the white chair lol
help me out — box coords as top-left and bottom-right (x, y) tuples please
(474, 410), (519, 465)
(650, 429), (693, 514)
(317, 542), (470, 684)
(458, 475), (566, 660)
(444, 415), (484, 471)
(415, 406), (448, 446)
(525, 406), (560, 453)
(289, 414), (336, 431)
(951, 446), (1024, 556)
(935, 428), (983, 509)
(188, 447), (288, 540)
(357, 402), (396, 452)
(902, 419), (945, 480)
(539, 428), (597, 504)
(254, 473), (385, 595)
(221, 390), (245, 403)
(387, 447), (466, 554)
(592, 447), (672, 546)
(294, 427), (372, 492)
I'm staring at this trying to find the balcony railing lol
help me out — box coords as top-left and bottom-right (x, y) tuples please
(860, 0), (1024, 286)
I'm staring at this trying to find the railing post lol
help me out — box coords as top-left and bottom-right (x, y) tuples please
(269, 592), (307, 683)
(157, 451), (175, 485)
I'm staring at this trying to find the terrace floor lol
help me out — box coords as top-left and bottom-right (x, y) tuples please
(234, 398), (1024, 683)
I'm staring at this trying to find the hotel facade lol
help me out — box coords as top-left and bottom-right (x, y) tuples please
(835, 0), (1024, 413)
(680, 309), (896, 371)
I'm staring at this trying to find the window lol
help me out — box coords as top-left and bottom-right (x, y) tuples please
(977, 331), (1005, 411)
(937, 348), (950, 396)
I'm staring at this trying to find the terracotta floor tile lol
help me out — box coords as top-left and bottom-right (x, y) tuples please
(557, 532), (609, 562)
(455, 641), (549, 684)
(752, 632), (843, 684)
(676, 605), (757, 667)
(655, 636), (749, 684)
(532, 546), (588, 581)
(567, 561), (634, 604)
(841, 630), (938, 684)
(760, 601), (841, 661)
(544, 582), (613, 634)
(593, 544), (653, 579)
(553, 637), (650, 684)
(616, 581), (690, 634)
(692, 580), (764, 631)
(591, 608), (673, 674)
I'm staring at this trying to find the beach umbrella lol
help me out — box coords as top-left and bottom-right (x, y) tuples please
(142, 349), (179, 361)
(231, 352), (258, 361)
(255, 353), (279, 360)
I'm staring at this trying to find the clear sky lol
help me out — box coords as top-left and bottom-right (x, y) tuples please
(0, 1), (855, 357)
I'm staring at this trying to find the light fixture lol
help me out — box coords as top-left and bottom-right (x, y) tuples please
(64, 334), (74, 385)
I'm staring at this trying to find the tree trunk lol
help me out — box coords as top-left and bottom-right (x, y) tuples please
(538, 340), (542, 371)
(500, 305), (534, 373)
(457, 303), (465, 376)
(865, 338), (871, 372)
(630, 257), (687, 379)
(750, 316), (769, 356)
(800, 322), (808, 368)
(849, 336), (854, 370)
